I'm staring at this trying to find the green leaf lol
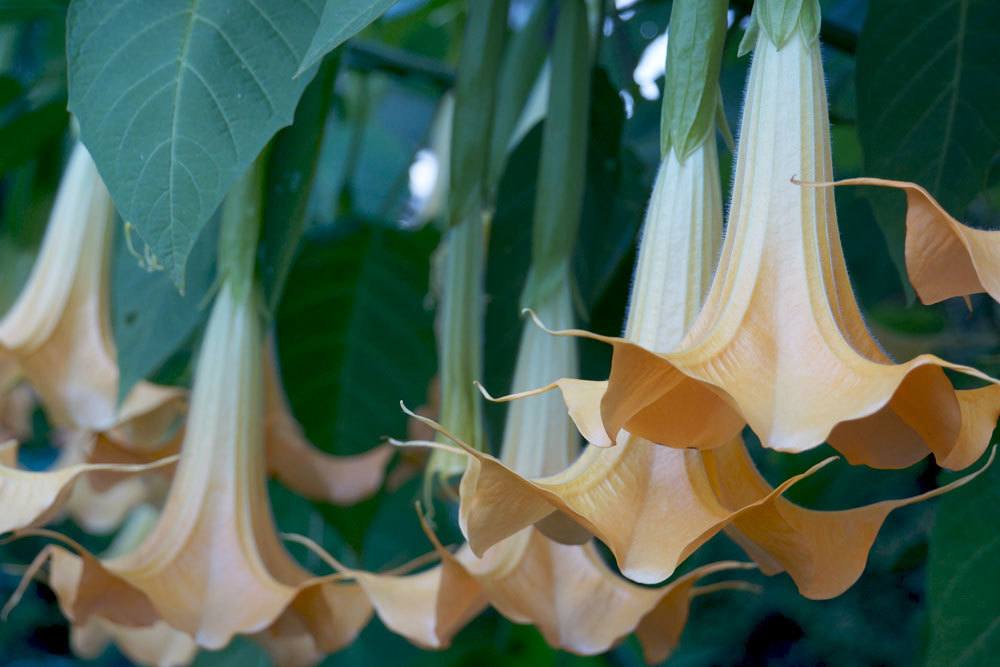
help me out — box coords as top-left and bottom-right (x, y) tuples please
(857, 0), (1000, 299)
(258, 56), (338, 315)
(575, 68), (640, 312)
(926, 451), (1000, 667)
(67, 0), (323, 290)
(275, 223), (438, 457)
(297, 0), (402, 75)
(111, 213), (218, 400)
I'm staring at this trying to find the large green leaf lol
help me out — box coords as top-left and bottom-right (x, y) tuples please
(297, 0), (402, 74)
(275, 222), (438, 456)
(925, 452), (1000, 667)
(67, 0), (323, 289)
(857, 0), (1000, 295)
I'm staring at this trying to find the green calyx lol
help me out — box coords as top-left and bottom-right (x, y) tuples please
(738, 0), (821, 55)
(660, 0), (728, 162)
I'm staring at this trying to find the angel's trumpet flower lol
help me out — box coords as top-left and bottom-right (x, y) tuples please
(534, 8), (1000, 471)
(0, 142), (181, 434)
(306, 280), (756, 660)
(18, 278), (373, 651)
(451, 0), (995, 597)
(64, 505), (198, 667)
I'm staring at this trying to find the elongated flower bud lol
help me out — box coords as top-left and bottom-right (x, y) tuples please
(0, 142), (183, 443)
(500, 279), (577, 478)
(626, 141), (722, 351)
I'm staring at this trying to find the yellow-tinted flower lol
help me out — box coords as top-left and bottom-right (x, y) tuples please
(20, 279), (372, 652)
(0, 142), (182, 434)
(0, 438), (174, 536)
(64, 505), (198, 667)
(535, 23), (1000, 471)
(450, 23), (993, 598)
(332, 280), (757, 658)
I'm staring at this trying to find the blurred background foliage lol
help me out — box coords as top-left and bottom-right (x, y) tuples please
(0, 0), (998, 665)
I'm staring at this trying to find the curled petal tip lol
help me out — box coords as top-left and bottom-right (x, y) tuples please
(523, 309), (556, 335)
(472, 381), (495, 401)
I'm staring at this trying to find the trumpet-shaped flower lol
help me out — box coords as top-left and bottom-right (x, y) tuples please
(452, 26), (993, 595)
(18, 279), (373, 651)
(337, 280), (758, 659)
(532, 22), (1000, 471)
(0, 142), (182, 434)
(59, 505), (198, 667)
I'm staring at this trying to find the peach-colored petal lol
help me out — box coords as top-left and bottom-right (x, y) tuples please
(807, 177), (1000, 306)
(706, 441), (996, 599)
(523, 30), (1000, 471)
(455, 429), (830, 584)
(0, 440), (176, 534)
(31, 281), (374, 653)
(72, 616), (197, 667)
(0, 360), (35, 442)
(0, 143), (186, 443)
(467, 531), (754, 658)
(263, 337), (390, 505)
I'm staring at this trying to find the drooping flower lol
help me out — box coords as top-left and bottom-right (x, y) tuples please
(0, 142), (182, 435)
(523, 6), (1000, 471)
(15, 278), (373, 652)
(304, 279), (757, 659)
(60, 505), (198, 667)
(449, 0), (995, 599)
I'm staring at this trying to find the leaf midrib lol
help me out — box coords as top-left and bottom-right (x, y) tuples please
(166, 0), (200, 278)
